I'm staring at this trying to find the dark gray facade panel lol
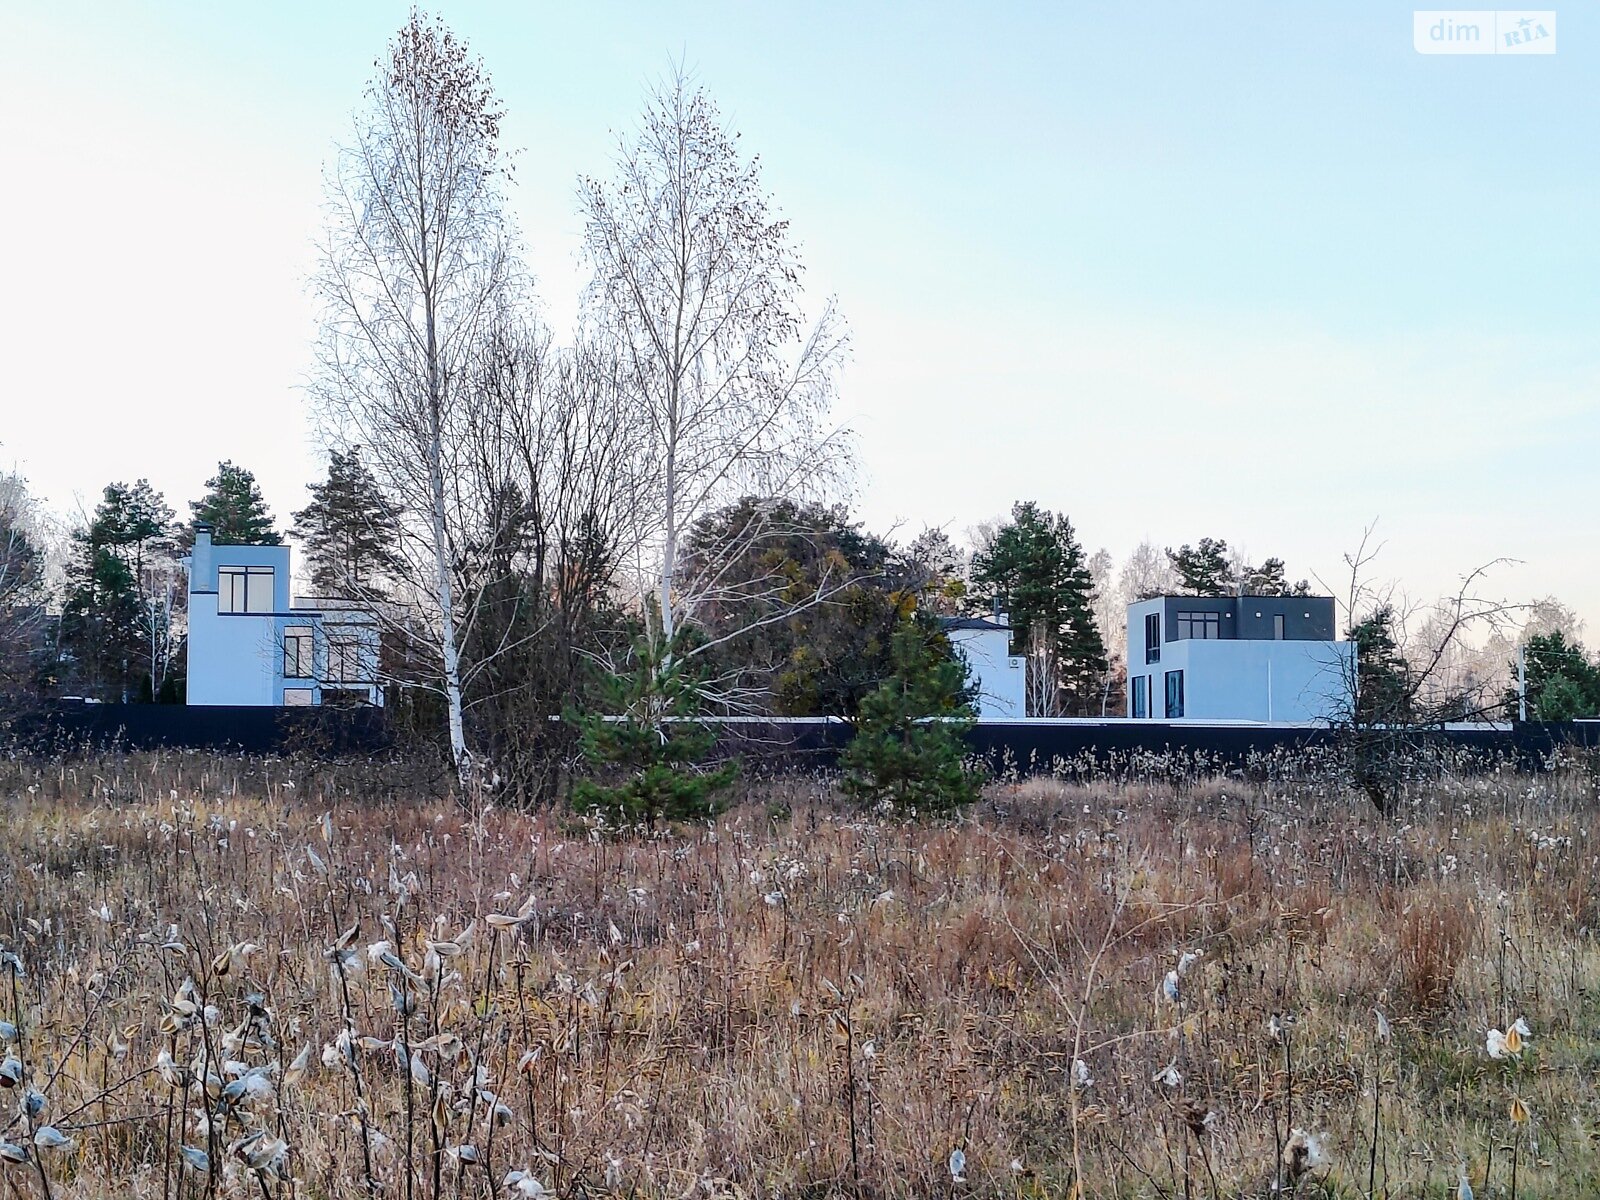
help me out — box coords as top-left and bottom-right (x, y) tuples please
(1161, 596), (1334, 642)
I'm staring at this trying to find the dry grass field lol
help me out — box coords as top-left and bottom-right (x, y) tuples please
(2, 751), (1600, 1198)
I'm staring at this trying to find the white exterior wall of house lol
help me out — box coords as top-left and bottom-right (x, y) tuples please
(1125, 596), (1353, 724)
(946, 621), (1027, 719)
(1126, 636), (1353, 723)
(184, 526), (382, 707)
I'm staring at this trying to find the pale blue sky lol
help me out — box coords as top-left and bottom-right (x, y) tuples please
(2, 2), (1595, 627)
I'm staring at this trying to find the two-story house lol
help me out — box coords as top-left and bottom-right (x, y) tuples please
(1126, 594), (1353, 723)
(184, 525), (383, 707)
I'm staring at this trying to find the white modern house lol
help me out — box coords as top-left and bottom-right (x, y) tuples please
(941, 615), (1026, 719)
(1125, 594), (1353, 723)
(184, 525), (383, 707)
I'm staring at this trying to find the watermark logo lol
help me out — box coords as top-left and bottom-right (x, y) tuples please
(1414, 10), (1556, 53)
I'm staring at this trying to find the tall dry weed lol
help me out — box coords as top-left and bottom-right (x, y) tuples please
(1397, 890), (1477, 1016)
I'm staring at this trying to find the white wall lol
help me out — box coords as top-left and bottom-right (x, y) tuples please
(187, 595), (281, 706)
(1182, 639), (1352, 722)
(950, 627), (1026, 718)
(1125, 637), (1354, 723)
(187, 536), (292, 706)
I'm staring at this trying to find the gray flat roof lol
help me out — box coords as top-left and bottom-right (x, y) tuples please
(939, 617), (1011, 631)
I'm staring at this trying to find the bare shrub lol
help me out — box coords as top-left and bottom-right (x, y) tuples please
(1397, 891), (1477, 1016)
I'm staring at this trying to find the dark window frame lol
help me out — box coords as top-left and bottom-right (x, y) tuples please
(218, 565), (275, 614)
(326, 634), (366, 684)
(283, 626), (314, 679)
(1131, 675), (1149, 718)
(1144, 612), (1161, 664)
(1164, 669), (1185, 719)
(1175, 611), (1221, 640)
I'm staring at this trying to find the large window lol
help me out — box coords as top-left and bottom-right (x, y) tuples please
(326, 635), (365, 683)
(1131, 675), (1149, 718)
(1164, 670), (1185, 719)
(1175, 611), (1221, 640)
(218, 566), (274, 614)
(283, 626), (314, 679)
(1144, 613), (1161, 664)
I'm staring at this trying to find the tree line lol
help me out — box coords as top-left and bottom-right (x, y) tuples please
(2, 12), (1594, 813)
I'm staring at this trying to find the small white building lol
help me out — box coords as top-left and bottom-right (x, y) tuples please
(1125, 594), (1353, 723)
(941, 615), (1026, 719)
(184, 525), (383, 707)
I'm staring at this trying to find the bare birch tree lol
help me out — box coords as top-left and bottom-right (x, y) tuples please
(313, 11), (513, 779)
(0, 467), (50, 700)
(1115, 539), (1178, 607)
(578, 71), (850, 658)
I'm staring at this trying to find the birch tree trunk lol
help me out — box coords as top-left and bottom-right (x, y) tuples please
(314, 12), (511, 783)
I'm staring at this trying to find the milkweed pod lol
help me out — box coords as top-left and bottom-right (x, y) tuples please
(948, 1147), (966, 1182)
(1159, 970), (1180, 1004)
(178, 1145), (210, 1173)
(32, 1126), (73, 1152)
(284, 1045), (312, 1087)
(0, 1139), (29, 1165)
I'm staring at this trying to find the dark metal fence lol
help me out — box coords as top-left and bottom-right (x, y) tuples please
(7, 704), (1600, 774)
(5, 703), (392, 756)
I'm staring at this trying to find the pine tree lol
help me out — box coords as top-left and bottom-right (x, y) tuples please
(1350, 606), (1413, 725)
(571, 636), (739, 824)
(107, 480), (178, 581)
(1506, 631), (1600, 720)
(840, 620), (981, 815)
(188, 461), (280, 545)
(1167, 538), (1234, 596)
(60, 540), (141, 700)
(969, 501), (1108, 716)
(291, 448), (404, 598)
(676, 497), (911, 718)
(1237, 556), (1312, 597)
(61, 481), (176, 700)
